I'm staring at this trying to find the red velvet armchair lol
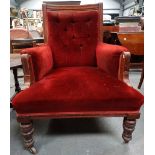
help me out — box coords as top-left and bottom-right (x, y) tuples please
(12, 3), (144, 154)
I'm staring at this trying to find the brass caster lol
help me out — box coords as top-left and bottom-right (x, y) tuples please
(122, 133), (131, 143)
(28, 147), (37, 154)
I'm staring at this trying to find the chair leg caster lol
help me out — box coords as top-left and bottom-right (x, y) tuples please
(20, 121), (37, 154)
(122, 117), (136, 143)
(28, 146), (37, 154)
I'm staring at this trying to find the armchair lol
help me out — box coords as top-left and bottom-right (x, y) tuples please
(12, 3), (143, 154)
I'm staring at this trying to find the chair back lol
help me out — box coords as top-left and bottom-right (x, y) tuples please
(42, 3), (103, 67)
(10, 28), (33, 40)
(29, 30), (42, 38)
(10, 28), (34, 53)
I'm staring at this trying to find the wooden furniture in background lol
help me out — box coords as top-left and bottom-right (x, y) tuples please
(117, 32), (144, 56)
(103, 31), (144, 68)
(10, 38), (44, 53)
(117, 32), (144, 68)
(10, 53), (22, 108)
(138, 63), (144, 89)
(103, 25), (119, 33)
(10, 54), (22, 93)
(11, 40), (36, 53)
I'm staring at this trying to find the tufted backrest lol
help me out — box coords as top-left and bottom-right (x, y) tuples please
(42, 3), (103, 68)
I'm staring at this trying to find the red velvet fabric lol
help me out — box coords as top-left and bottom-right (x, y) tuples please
(21, 44), (53, 81)
(96, 42), (128, 78)
(12, 67), (143, 114)
(46, 11), (98, 67)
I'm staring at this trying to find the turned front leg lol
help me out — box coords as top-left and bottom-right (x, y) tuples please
(122, 117), (136, 143)
(20, 121), (37, 154)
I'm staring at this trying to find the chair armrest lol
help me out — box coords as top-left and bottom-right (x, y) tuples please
(118, 51), (131, 85)
(96, 42), (130, 84)
(21, 44), (53, 87)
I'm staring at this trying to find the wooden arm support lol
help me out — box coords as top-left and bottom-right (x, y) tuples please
(21, 54), (36, 89)
(118, 51), (131, 85)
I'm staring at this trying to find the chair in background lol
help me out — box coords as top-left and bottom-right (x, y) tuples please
(29, 30), (42, 38)
(10, 28), (35, 53)
(10, 28), (33, 40)
(10, 28), (36, 101)
(12, 3), (144, 154)
(138, 63), (144, 89)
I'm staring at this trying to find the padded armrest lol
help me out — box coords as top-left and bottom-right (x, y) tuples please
(96, 42), (128, 78)
(21, 44), (53, 82)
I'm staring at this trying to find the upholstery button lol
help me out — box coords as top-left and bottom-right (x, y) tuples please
(55, 19), (59, 23)
(86, 18), (91, 22)
(64, 28), (67, 31)
(70, 20), (75, 24)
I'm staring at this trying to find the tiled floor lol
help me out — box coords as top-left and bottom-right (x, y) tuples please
(10, 69), (144, 155)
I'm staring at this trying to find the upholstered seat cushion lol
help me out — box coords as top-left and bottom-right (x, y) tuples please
(12, 67), (143, 114)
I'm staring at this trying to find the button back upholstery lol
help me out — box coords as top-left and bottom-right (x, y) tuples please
(43, 4), (102, 68)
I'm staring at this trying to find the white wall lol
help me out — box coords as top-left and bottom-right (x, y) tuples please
(10, 0), (18, 7)
(19, 0), (42, 10)
(20, 0), (83, 10)
(81, 0), (101, 4)
(19, 0), (120, 14)
(103, 0), (120, 14)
